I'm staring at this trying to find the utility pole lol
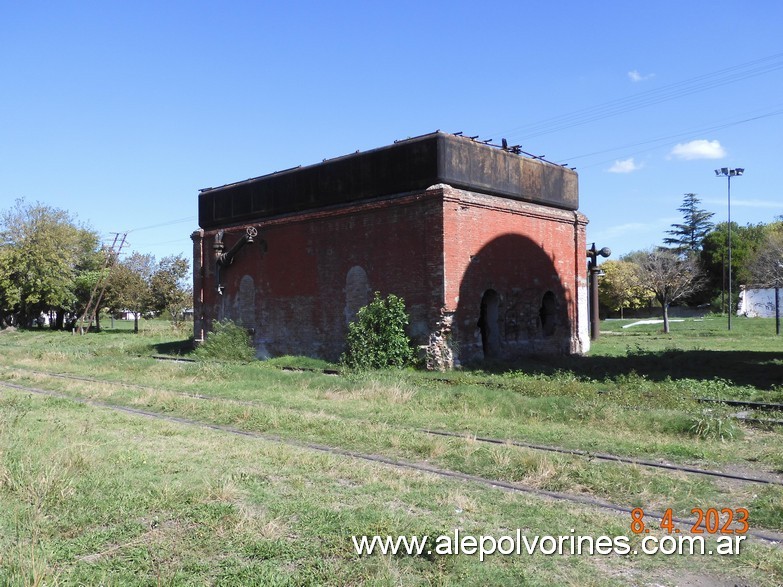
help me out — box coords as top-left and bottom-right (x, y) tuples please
(78, 232), (127, 334)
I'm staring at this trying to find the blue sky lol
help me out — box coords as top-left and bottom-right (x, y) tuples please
(2, 1), (781, 263)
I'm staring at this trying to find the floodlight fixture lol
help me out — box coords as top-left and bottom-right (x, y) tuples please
(714, 167), (745, 330)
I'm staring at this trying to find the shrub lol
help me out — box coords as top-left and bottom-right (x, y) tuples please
(193, 320), (255, 362)
(340, 292), (416, 370)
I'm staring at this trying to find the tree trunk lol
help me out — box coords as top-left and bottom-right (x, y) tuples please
(95, 310), (101, 333)
(662, 303), (670, 333)
(620, 305), (624, 319)
(134, 312), (139, 333)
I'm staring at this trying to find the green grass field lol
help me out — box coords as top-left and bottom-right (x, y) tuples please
(0, 318), (781, 586)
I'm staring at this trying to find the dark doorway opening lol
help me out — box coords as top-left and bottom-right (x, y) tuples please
(540, 291), (557, 336)
(479, 289), (500, 359)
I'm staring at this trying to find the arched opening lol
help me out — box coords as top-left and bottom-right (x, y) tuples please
(479, 289), (501, 359)
(540, 291), (557, 337)
(344, 266), (370, 325)
(456, 233), (572, 363)
(239, 274), (257, 335)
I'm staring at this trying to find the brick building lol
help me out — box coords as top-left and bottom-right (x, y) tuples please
(192, 132), (589, 369)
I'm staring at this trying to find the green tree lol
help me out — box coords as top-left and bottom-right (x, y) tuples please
(0, 246), (19, 327)
(72, 266), (112, 331)
(700, 222), (767, 310)
(748, 228), (783, 288)
(104, 252), (155, 333)
(663, 193), (715, 255)
(150, 254), (191, 322)
(341, 292), (416, 370)
(598, 259), (652, 318)
(0, 199), (101, 327)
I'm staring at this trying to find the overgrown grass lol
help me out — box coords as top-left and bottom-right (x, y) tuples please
(0, 318), (782, 585)
(192, 320), (255, 362)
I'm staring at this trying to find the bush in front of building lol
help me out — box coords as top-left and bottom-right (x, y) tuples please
(341, 292), (416, 370)
(193, 320), (256, 362)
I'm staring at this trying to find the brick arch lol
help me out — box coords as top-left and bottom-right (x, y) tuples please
(455, 233), (571, 362)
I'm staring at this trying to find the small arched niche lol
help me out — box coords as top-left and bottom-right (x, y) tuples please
(238, 274), (256, 331)
(344, 266), (370, 325)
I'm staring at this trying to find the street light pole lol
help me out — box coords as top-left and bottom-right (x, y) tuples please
(714, 167), (744, 331)
(586, 243), (611, 340)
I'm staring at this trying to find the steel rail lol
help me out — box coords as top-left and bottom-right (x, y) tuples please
(1, 379), (781, 545)
(699, 398), (783, 411)
(419, 429), (783, 487)
(3, 366), (782, 488)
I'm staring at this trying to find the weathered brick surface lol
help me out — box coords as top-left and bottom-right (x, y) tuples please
(440, 186), (588, 364)
(193, 183), (588, 367)
(195, 192), (444, 361)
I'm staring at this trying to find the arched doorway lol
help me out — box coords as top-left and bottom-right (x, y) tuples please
(540, 291), (557, 336)
(479, 289), (500, 359)
(456, 233), (572, 363)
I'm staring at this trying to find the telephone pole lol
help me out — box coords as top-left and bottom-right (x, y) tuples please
(78, 232), (127, 333)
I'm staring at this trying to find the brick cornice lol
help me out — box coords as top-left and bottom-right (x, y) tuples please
(440, 186), (588, 226)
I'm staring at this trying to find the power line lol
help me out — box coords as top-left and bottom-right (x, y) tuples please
(555, 106), (783, 166)
(129, 237), (192, 247)
(124, 216), (196, 233)
(576, 114), (783, 172)
(487, 51), (783, 142)
(501, 52), (783, 139)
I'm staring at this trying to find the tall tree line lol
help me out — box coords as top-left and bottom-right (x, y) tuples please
(599, 194), (782, 328)
(0, 199), (191, 330)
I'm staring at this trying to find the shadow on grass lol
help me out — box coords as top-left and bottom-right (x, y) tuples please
(473, 349), (783, 391)
(153, 339), (194, 356)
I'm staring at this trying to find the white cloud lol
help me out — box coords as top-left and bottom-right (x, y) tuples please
(628, 70), (654, 82)
(670, 139), (726, 160)
(608, 157), (643, 173)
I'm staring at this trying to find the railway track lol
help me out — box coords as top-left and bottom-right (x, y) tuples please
(697, 397), (783, 428)
(3, 366), (783, 488)
(1, 378), (782, 545)
(698, 398), (783, 411)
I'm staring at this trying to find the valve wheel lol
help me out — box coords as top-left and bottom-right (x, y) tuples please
(246, 227), (258, 238)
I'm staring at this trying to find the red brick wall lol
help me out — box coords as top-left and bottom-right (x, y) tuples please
(193, 185), (588, 366)
(195, 191), (444, 361)
(441, 187), (588, 363)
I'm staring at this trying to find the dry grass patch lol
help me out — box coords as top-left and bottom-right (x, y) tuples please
(204, 476), (244, 503)
(525, 454), (559, 486)
(319, 378), (416, 404)
(438, 491), (479, 514)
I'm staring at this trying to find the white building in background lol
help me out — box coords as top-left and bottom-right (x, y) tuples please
(738, 286), (780, 318)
